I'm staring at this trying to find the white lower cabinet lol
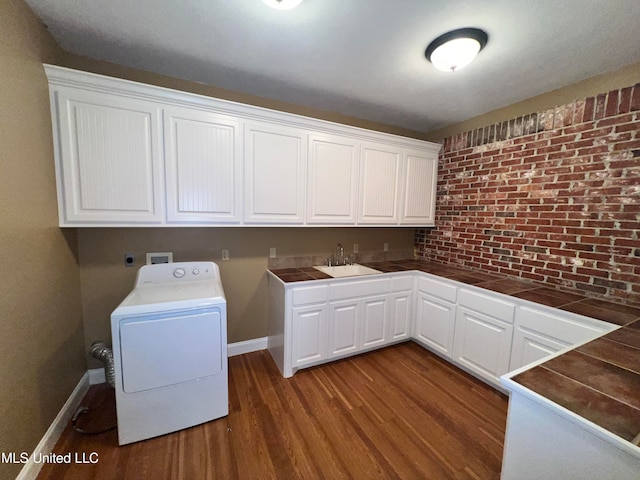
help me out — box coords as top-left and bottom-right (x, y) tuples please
(415, 293), (456, 359)
(327, 293), (390, 359)
(328, 277), (392, 359)
(452, 289), (515, 387)
(360, 294), (389, 349)
(510, 305), (614, 371)
(414, 276), (457, 359)
(269, 271), (617, 385)
(291, 304), (328, 368)
(328, 299), (360, 358)
(453, 306), (514, 386)
(389, 291), (412, 342)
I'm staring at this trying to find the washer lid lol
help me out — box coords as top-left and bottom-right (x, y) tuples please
(113, 280), (226, 316)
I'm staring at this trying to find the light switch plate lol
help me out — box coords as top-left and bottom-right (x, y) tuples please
(269, 247), (276, 258)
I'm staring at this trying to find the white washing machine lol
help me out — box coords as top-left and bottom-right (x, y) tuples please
(110, 261), (228, 445)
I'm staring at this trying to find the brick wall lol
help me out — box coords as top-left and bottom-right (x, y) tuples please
(415, 83), (640, 305)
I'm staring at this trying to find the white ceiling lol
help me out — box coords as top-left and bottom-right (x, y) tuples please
(25, 0), (640, 133)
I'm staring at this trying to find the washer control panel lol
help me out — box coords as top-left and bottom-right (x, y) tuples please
(136, 261), (220, 285)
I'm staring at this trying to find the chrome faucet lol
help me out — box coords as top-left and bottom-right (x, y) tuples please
(325, 243), (354, 266)
(335, 243), (345, 266)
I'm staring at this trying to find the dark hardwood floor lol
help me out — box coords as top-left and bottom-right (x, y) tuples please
(37, 342), (508, 479)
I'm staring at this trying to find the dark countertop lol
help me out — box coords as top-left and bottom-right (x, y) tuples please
(269, 258), (640, 446)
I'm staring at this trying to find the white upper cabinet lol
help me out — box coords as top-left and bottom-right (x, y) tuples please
(307, 133), (359, 224)
(45, 65), (441, 227)
(244, 121), (307, 224)
(358, 141), (403, 224)
(52, 87), (163, 225)
(400, 149), (438, 225)
(164, 107), (242, 223)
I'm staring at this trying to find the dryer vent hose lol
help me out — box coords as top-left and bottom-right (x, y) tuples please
(90, 341), (115, 388)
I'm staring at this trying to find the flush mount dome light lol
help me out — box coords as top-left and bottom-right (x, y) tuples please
(425, 28), (488, 72)
(262, 0), (303, 9)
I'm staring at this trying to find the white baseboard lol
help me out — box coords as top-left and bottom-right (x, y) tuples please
(17, 372), (90, 480)
(227, 337), (268, 357)
(88, 368), (106, 385)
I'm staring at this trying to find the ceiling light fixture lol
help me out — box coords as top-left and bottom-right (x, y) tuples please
(425, 28), (488, 72)
(262, 0), (303, 9)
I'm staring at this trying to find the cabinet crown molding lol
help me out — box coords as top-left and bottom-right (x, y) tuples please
(44, 65), (441, 152)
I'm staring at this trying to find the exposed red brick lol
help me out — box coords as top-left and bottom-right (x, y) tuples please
(583, 97), (595, 122)
(605, 90), (620, 117)
(594, 93), (607, 120)
(416, 82), (640, 303)
(631, 84), (640, 111)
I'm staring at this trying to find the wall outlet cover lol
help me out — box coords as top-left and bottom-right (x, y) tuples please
(146, 252), (173, 265)
(124, 253), (135, 267)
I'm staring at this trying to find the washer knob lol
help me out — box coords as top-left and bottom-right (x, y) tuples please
(192, 268), (200, 276)
(173, 268), (186, 278)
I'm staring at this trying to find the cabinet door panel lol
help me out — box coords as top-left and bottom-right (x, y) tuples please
(453, 306), (513, 384)
(55, 88), (163, 224)
(415, 293), (456, 358)
(389, 292), (412, 342)
(510, 326), (567, 371)
(328, 300), (359, 358)
(361, 295), (388, 349)
(400, 150), (437, 225)
(292, 305), (327, 367)
(244, 122), (306, 223)
(307, 134), (359, 224)
(358, 142), (402, 224)
(164, 108), (241, 223)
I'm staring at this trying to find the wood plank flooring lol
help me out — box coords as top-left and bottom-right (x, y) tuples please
(37, 342), (508, 480)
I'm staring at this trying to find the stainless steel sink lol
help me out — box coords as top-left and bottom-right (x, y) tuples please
(313, 264), (382, 278)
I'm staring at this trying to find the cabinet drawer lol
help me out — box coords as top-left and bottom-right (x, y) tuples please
(292, 285), (328, 306)
(459, 288), (515, 323)
(329, 278), (391, 300)
(418, 275), (457, 303)
(517, 306), (611, 345)
(392, 275), (414, 292)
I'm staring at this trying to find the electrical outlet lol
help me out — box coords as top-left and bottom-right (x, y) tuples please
(383, 243), (389, 252)
(124, 253), (135, 267)
(221, 249), (230, 261)
(353, 243), (359, 253)
(269, 247), (276, 258)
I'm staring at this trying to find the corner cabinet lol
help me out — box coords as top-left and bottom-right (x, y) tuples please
(400, 149), (437, 225)
(45, 65), (441, 227)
